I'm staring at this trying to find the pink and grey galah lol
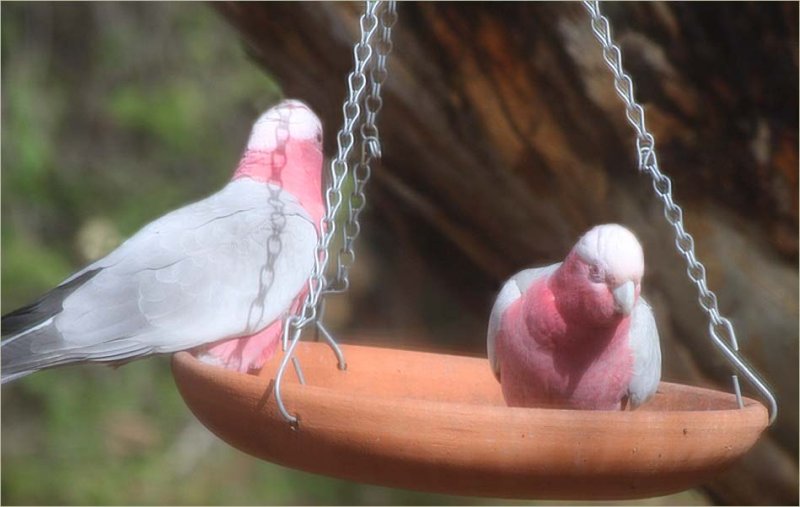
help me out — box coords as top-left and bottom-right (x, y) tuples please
(487, 224), (661, 410)
(1, 99), (325, 383)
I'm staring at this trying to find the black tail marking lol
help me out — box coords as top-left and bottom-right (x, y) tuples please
(2, 269), (101, 338)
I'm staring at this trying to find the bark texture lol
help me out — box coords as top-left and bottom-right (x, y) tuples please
(217, 2), (798, 504)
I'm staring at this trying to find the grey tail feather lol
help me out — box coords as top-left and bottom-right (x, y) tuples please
(1, 269), (100, 384)
(2, 321), (155, 384)
(1, 369), (38, 384)
(1, 321), (74, 383)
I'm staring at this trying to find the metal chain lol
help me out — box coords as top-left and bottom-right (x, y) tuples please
(274, 0), (394, 426)
(246, 109), (290, 334)
(327, 1), (397, 294)
(582, 0), (776, 425)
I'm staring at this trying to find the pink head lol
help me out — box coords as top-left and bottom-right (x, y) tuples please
(234, 99), (325, 227)
(552, 224), (645, 325)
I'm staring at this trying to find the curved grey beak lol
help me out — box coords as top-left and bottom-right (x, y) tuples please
(612, 280), (635, 316)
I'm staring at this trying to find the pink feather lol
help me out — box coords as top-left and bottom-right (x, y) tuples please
(492, 224), (647, 410)
(195, 100), (323, 373)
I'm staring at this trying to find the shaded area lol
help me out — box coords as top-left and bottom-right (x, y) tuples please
(215, 2), (798, 505)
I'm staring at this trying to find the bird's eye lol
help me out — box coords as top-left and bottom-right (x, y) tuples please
(588, 264), (603, 283)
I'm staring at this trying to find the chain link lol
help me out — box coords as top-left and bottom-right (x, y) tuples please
(328, 0), (397, 294)
(244, 109), (291, 339)
(274, 0), (395, 426)
(582, 1), (776, 424)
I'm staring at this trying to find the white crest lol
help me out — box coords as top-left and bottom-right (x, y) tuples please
(574, 224), (644, 282)
(247, 99), (322, 151)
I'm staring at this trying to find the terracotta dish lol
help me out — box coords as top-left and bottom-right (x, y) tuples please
(172, 341), (767, 500)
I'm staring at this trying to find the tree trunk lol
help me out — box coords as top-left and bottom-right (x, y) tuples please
(217, 2), (798, 504)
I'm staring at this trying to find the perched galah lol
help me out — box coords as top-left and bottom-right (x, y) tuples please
(1, 99), (325, 383)
(487, 224), (661, 410)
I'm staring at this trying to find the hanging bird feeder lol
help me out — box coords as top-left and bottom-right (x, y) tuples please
(173, 342), (768, 500)
(173, 1), (776, 500)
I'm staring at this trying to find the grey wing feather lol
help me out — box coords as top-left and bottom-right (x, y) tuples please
(627, 297), (662, 408)
(487, 262), (560, 380)
(1, 178), (317, 382)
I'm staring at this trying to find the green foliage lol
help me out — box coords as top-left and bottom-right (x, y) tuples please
(1, 231), (72, 308)
(4, 62), (60, 189)
(107, 83), (201, 154)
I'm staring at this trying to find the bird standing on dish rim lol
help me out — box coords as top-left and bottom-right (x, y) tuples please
(2, 99), (324, 383)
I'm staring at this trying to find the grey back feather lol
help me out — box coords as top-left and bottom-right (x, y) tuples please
(626, 297), (662, 408)
(1, 178), (317, 383)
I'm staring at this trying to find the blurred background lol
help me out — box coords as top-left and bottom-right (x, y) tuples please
(1, 2), (797, 505)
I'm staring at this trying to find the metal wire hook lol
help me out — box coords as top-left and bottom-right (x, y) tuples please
(274, 326), (303, 426)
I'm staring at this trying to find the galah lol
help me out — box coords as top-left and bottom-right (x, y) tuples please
(487, 224), (661, 410)
(1, 99), (325, 383)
